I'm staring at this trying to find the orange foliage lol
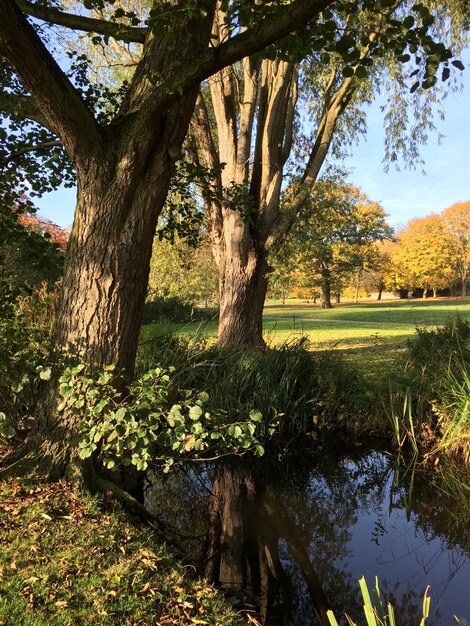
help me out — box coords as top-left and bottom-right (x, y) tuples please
(18, 213), (69, 250)
(390, 214), (455, 291)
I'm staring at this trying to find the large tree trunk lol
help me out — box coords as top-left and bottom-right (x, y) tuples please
(9, 98), (200, 480)
(217, 219), (268, 347)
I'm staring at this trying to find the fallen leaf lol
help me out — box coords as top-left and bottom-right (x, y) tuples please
(55, 600), (68, 608)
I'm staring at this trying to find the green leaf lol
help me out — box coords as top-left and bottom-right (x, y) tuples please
(115, 407), (127, 420)
(254, 444), (265, 457)
(189, 405), (202, 421)
(107, 430), (118, 443)
(326, 610), (340, 626)
(39, 367), (52, 381)
(249, 410), (262, 422)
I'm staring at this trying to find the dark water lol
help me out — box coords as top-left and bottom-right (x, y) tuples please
(275, 450), (470, 625)
(147, 449), (470, 625)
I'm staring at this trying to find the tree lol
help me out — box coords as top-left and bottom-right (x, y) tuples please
(0, 204), (66, 297)
(441, 201), (470, 297)
(390, 215), (455, 297)
(270, 180), (391, 308)
(0, 0), (342, 479)
(360, 239), (395, 300)
(189, 0), (464, 346)
(148, 235), (218, 307)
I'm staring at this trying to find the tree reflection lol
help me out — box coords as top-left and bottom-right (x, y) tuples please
(145, 449), (470, 625)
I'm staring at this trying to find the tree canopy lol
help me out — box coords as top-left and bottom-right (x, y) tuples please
(270, 179), (391, 307)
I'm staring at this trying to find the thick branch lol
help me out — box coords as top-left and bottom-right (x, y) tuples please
(154, 0), (334, 110)
(16, 0), (146, 43)
(0, 0), (102, 168)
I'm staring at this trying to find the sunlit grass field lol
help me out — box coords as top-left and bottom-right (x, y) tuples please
(140, 297), (470, 383)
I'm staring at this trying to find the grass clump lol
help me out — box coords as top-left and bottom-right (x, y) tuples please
(138, 335), (363, 436)
(0, 476), (242, 626)
(390, 318), (470, 463)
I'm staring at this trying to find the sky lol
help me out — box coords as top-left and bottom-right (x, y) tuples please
(34, 51), (470, 231)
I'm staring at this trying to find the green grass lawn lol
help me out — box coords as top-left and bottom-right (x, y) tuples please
(139, 298), (470, 383)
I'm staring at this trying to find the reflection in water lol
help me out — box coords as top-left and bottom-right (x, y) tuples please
(146, 450), (470, 625)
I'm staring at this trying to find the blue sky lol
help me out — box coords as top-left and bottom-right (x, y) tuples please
(35, 52), (470, 230)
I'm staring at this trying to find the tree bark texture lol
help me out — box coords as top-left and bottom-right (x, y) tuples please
(191, 48), (297, 347)
(0, 0), (216, 479)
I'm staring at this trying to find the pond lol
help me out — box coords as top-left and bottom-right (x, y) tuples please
(147, 448), (470, 625)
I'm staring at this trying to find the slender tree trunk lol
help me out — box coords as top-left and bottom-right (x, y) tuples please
(354, 268), (361, 304)
(335, 291), (341, 304)
(432, 287), (437, 298)
(462, 276), (467, 297)
(377, 283), (383, 300)
(320, 270), (333, 309)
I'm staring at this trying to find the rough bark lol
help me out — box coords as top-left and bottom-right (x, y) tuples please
(191, 50), (296, 347)
(217, 234), (270, 348)
(0, 0), (215, 480)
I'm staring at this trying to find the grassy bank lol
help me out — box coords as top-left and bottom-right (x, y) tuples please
(139, 298), (470, 460)
(0, 474), (242, 626)
(140, 297), (470, 382)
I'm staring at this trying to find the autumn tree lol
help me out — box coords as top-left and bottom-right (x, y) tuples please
(360, 239), (396, 299)
(189, 1), (464, 346)
(0, 205), (67, 297)
(270, 180), (391, 308)
(390, 214), (455, 297)
(441, 201), (470, 296)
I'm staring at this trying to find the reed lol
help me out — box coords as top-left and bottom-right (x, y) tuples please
(326, 577), (430, 626)
(137, 334), (362, 435)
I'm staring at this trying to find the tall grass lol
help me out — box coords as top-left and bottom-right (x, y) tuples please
(390, 317), (470, 463)
(137, 335), (362, 436)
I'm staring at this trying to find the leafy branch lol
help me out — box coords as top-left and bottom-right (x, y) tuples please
(58, 364), (276, 473)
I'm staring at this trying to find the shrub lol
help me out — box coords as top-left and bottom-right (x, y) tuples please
(0, 284), (56, 440)
(389, 318), (470, 463)
(142, 296), (217, 324)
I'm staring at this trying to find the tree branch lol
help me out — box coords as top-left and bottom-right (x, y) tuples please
(154, 0), (334, 109)
(16, 0), (146, 44)
(1, 139), (62, 167)
(0, 0), (102, 168)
